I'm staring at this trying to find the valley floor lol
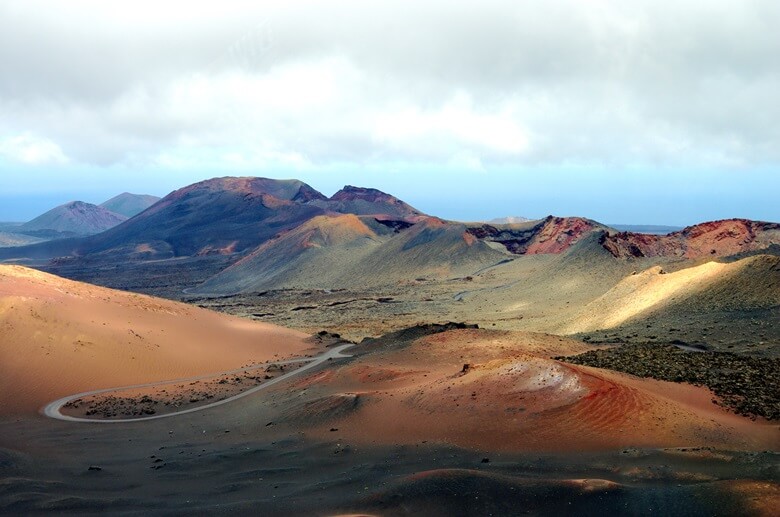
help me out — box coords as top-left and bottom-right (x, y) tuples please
(2, 246), (776, 515)
(1, 325), (777, 516)
(1, 418), (777, 515)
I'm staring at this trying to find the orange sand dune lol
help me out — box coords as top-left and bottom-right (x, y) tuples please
(0, 265), (313, 415)
(286, 329), (777, 452)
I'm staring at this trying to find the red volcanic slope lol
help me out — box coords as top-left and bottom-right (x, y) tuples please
(602, 219), (780, 259)
(466, 216), (604, 255)
(524, 216), (601, 254)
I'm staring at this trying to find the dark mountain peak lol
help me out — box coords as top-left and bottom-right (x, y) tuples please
(331, 185), (396, 202)
(64, 200), (89, 210)
(169, 176), (318, 202)
(324, 185), (424, 218)
(292, 183), (328, 203)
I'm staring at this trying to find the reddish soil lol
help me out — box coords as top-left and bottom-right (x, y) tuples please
(602, 219), (780, 259)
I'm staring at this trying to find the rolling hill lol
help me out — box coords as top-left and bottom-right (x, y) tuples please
(19, 200), (127, 237)
(0, 231), (44, 248)
(309, 185), (424, 219)
(602, 219), (780, 259)
(100, 192), (161, 217)
(0, 177), (777, 327)
(0, 177), (427, 264)
(192, 216), (507, 294)
(0, 177), (328, 261)
(561, 254), (780, 333)
(194, 213), (383, 293)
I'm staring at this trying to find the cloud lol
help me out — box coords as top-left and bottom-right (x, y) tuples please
(372, 92), (529, 157)
(0, 0), (778, 171)
(0, 133), (68, 165)
(154, 146), (313, 172)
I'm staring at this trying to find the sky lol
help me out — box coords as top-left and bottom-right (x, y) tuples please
(0, 0), (778, 225)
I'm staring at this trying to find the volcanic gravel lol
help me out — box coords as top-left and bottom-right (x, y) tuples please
(558, 344), (780, 420)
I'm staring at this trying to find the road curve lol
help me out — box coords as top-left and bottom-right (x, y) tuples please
(42, 344), (354, 424)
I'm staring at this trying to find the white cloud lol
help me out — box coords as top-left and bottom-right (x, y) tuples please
(154, 145), (313, 171)
(372, 92), (529, 158)
(0, 133), (68, 165)
(0, 0), (778, 171)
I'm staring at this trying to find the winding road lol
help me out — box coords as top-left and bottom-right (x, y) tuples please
(43, 344), (354, 423)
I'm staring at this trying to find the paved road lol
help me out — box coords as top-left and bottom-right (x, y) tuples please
(42, 344), (354, 424)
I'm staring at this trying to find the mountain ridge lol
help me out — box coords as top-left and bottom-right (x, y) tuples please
(0, 177), (778, 303)
(602, 218), (780, 259)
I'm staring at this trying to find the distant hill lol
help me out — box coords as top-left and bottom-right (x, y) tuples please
(310, 185), (424, 219)
(193, 215), (504, 294)
(19, 201), (127, 237)
(3, 177), (779, 310)
(75, 177), (326, 258)
(194, 213), (382, 293)
(0, 177), (429, 262)
(602, 219), (780, 259)
(466, 216), (607, 255)
(609, 224), (683, 235)
(0, 232), (45, 247)
(0, 222), (42, 247)
(100, 192), (161, 218)
(487, 216), (533, 224)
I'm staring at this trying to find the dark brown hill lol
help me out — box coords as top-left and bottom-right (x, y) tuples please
(0, 177), (326, 260)
(308, 185), (424, 219)
(121, 177), (326, 257)
(0, 178), (431, 263)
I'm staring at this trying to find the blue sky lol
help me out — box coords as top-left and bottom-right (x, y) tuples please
(1, 164), (775, 226)
(1, 1), (778, 225)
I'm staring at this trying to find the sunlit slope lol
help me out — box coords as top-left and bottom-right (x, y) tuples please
(195, 213), (382, 293)
(345, 218), (505, 286)
(194, 216), (506, 294)
(560, 255), (780, 335)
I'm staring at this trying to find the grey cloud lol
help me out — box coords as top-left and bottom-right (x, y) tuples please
(0, 0), (778, 168)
